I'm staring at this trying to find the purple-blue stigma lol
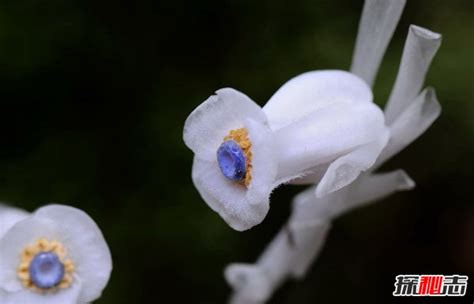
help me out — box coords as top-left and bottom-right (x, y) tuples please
(217, 140), (246, 182)
(29, 252), (65, 289)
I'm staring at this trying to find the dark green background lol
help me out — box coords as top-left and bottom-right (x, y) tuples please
(0, 0), (472, 303)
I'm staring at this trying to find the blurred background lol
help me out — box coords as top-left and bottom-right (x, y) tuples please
(0, 0), (472, 303)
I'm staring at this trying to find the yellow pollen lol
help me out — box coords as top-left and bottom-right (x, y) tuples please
(17, 238), (75, 293)
(224, 128), (253, 186)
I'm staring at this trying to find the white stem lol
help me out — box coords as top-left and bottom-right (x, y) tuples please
(350, 0), (406, 86)
(384, 25), (442, 125)
(375, 88), (441, 168)
(226, 170), (414, 303)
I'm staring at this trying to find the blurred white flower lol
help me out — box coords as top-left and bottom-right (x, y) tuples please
(0, 204), (112, 304)
(226, 0), (442, 302)
(184, 70), (389, 231)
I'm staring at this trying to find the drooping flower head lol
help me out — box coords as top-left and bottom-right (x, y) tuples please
(225, 0), (442, 302)
(0, 204), (112, 304)
(184, 71), (389, 230)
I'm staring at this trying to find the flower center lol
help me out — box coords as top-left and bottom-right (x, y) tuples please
(217, 140), (246, 181)
(17, 238), (75, 292)
(217, 128), (252, 186)
(29, 252), (65, 289)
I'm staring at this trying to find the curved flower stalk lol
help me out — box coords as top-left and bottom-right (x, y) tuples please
(226, 0), (442, 302)
(184, 71), (389, 231)
(226, 171), (415, 304)
(0, 204), (112, 304)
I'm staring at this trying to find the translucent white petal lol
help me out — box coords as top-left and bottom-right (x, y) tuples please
(183, 88), (267, 160)
(384, 25), (442, 125)
(225, 264), (271, 303)
(263, 70), (373, 130)
(227, 229), (292, 303)
(315, 129), (389, 197)
(283, 170), (413, 277)
(0, 204), (29, 240)
(292, 170), (415, 223)
(292, 185), (342, 223)
(34, 205), (112, 303)
(245, 119), (278, 205)
(345, 170), (415, 208)
(257, 229), (294, 284)
(227, 220), (331, 302)
(287, 219), (331, 278)
(376, 88), (441, 167)
(350, 0), (406, 86)
(191, 160), (269, 232)
(273, 100), (387, 182)
(0, 276), (82, 304)
(229, 293), (263, 304)
(286, 163), (329, 185)
(191, 119), (277, 231)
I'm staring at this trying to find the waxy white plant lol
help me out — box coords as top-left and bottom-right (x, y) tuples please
(0, 204), (112, 304)
(225, 0), (442, 303)
(184, 52), (390, 232)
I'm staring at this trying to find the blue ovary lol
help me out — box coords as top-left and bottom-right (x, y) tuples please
(29, 252), (65, 289)
(217, 140), (246, 182)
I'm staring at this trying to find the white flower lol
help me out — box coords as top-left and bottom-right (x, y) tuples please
(226, 0), (442, 302)
(0, 204), (112, 304)
(184, 70), (389, 231)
